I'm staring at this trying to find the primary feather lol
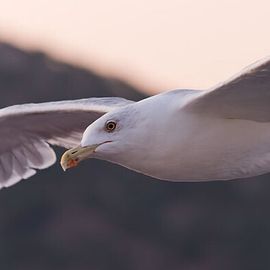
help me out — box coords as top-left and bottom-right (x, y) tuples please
(0, 97), (133, 188)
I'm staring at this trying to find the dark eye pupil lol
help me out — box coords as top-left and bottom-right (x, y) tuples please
(106, 121), (116, 131)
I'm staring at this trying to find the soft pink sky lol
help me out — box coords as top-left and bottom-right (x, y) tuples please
(0, 0), (270, 93)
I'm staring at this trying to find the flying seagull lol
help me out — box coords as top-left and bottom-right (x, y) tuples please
(1, 57), (270, 189)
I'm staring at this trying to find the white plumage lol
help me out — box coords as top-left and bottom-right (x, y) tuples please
(1, 57), (270, 188)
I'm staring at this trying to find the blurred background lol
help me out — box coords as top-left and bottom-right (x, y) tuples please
(0, 1), (270, 269)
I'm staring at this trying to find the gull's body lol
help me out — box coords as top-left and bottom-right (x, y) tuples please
(99, 90), (270, 181)
(1, 56), (270, 188)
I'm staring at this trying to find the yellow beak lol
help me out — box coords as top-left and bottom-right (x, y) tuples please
(60, 144), (99, 171)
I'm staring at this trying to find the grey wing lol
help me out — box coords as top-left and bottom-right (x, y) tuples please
(183, 56), (270, 122)
(0, 97), (134, 188)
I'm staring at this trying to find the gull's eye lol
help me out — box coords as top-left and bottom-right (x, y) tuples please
(105, 120), (117, 132)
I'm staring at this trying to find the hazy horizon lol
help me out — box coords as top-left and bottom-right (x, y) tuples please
(0, 0), (270, 93)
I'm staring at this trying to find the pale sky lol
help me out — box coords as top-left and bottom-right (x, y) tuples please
(0, 0), (270, 93)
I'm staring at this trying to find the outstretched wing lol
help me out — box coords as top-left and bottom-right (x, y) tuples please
(0, 97), (133, 188)
(184, 57), (270, 122)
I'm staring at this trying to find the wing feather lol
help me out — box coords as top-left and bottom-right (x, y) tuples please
(184, 56), (270, 122)
(0, 97), (133, 188)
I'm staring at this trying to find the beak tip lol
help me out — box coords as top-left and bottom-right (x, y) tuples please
(61, 164), (67, 172)
(60, 144), (97, 172)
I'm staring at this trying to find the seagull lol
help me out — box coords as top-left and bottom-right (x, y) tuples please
(1, 57), (270, 189)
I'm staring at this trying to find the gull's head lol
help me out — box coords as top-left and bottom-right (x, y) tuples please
(60, 105), (143, 171)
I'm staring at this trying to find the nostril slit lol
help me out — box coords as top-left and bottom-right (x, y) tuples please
(71, 151), (77, 155)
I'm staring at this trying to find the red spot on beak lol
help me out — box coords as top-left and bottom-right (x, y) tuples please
(67, 159), (79, 169)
